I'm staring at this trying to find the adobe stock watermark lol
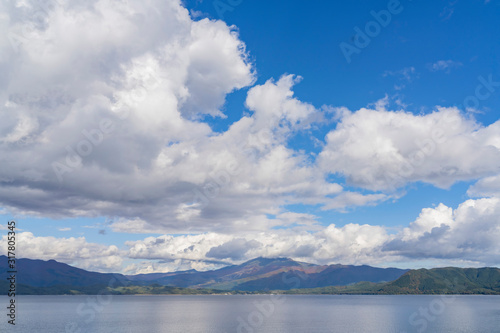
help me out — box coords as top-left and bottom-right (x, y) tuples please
(186, 130), (272, 219)
(65, 275), (129, 333)
(51, 72), (163, 182)
(235, 269), (308, 333)
(460, 74), (500, 113)
(213, 0), (243, 20)
(7, 0), (65, 53)
(51, 119), (116, 182)
(340, 0), (413, 64)
(5, 220), (17, 326)
(401, 278), (459, 333)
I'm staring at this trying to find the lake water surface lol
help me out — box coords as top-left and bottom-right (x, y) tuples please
(2, 295), (499, 333)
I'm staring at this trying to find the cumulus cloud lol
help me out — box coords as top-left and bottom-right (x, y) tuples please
(123, 258), (226, 275)
(468, 175), (500, 197)
(3, 0), (497, 235)
(2, 0), (500, 274)
(7, 195), (500, 274)
(321, 192), (390, 211)
(0, 0), (358, 234)
(245, 75), (320, 131)
(206, 238), (261, 260)
(384, 198), (500, 266)
(318, 107), (500, 191)
(120, 196), (500, 273)
(0, 232), (123, 272)
(126, 233), (235, 261)
(123, 224), (392, 272)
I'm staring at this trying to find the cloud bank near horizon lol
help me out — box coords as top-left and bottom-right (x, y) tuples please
(2, 196), (500, 273)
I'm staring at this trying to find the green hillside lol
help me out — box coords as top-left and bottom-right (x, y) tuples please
(2, 262), (499, 295)
(279, 267), (500, 295)
(378, 267), (500, 294)
(0, 280), (249, 295)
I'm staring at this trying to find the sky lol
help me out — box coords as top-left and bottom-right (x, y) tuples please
(0, 0), (500, 274)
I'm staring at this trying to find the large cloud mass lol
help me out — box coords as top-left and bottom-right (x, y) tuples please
(1, 0), (500, 273)
(0, 0), (349, 234)
(0, 231), (123, 272)
(123, 197), (500, 272)
(319, 106), (500, 191)
(5, 196), (497, 273)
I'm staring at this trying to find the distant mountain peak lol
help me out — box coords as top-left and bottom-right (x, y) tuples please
(0, 256), (408, 293)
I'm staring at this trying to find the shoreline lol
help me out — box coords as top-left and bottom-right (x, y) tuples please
(4, 293), (500, 296)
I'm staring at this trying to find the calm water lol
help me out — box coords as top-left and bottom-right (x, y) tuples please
(1, 295), (499, 333)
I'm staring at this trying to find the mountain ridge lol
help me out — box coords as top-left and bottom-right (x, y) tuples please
(1, 255), (499, 295)
(0, 255), (406, 291)
(0, 255), (128, 287)
(124, 257), (408, 290)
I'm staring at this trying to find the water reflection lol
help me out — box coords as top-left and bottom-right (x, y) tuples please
(1, 295), (499, 333)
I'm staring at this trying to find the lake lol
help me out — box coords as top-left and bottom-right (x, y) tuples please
(1, 295), (499, 332)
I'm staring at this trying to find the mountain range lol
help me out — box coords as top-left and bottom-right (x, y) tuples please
(1, 255), (499, 295)
(0, 256), (128, 287)
(126, 257), (408, 290)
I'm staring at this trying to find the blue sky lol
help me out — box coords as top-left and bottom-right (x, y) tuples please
(195, 0), (500, 122)
(0, 0), (500, 273)
(187, 0), (500, 228)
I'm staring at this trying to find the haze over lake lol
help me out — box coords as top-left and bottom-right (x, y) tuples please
(2, 295), (499, 333)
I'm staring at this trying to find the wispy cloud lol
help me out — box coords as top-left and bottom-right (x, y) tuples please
(440, 1), (458, 21)
(383, 67), (417, 90)
(428, 60), (462, 73)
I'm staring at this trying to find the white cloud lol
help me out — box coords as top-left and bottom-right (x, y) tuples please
(385, 197), (500, 266)
(206, 238), (262, 261)
(109, 218), (160, 234)
(468, 174), (500, 197)
(383, 67), (417, 90)
(123, 258), (225, 274)
(321, 192), (391, 211)
(123, 225), (393, 273)
(1, 0), (500, 275)
(383, 67), (416, 82)
(0, 232), (123, 272)
(0, 0), (360, 234)
(245, 75), (319, 130)
(318, 107), (500, 191)
(126, 233), (234, 261)
(429, 60), (462, 73)
(400, 203), (454, 241)
(178, 18), (255, 118)
(120, 196), (500, 273)
(7, 195), (500, 274)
